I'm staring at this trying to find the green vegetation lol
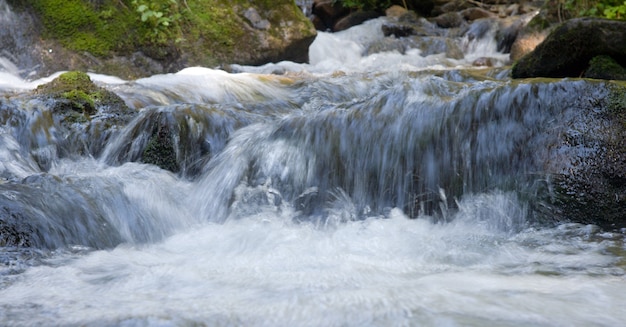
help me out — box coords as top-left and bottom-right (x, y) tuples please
(34, 71), (130, 123)
(7, 0), (315, 73)
(131, 0), (183, 44)
(17, 0), (133, 56)
(334, 0), (392, 11)
(561, 0), (626, 20)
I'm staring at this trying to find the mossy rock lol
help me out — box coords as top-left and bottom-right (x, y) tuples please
(584, 55), (626, 80)
(512, 18), (626, 79)
(7, 0), (316, 78)
(142, 124), (180, 172)
(34, 71), (130, 122)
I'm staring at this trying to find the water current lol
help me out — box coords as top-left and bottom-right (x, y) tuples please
(0, 9), (625, 327)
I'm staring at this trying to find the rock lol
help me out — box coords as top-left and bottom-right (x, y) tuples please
(365, 38), (407, 55)
(30, 71), (135, 160)
(312, 0), (350, 31)
(509, 30), (548, 61)
(33, 71), (132, 124)
(406, 36), (464, 59)
(333, 10), (381, 32)
(583, 55), (626, 80)
(5, 0), (316, 79)
(431, 0), (473, 16)
(461, 7), (495, 21)
(472, 57), (495, 66)
(382, 12), (441, 37)
(243, 7), (270, 30)
(512, 18), (626, 79)
(386, 5), (408, 18)
(508, 9), (556, 61)
(544, 82), (626, 228)
(431, 11), (465, 28)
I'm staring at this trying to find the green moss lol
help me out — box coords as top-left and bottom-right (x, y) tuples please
(37, 71), (97, 94)
(35, 71), (131, 119)
(585, 55), (626, 80)
(21, 0), (132, 56)
(12, 0), (314, 74)
(142, 126), (179, 172)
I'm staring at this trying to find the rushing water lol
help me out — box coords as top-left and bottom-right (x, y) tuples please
(1, 11), (626, 327)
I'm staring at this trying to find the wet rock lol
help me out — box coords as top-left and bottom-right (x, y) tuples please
(544, 82), (626, 229)
(28, 71), (135, 159)
(512, 18), (626, 79)
(407, 36), (464, 59)
(0, 206), (33, 247)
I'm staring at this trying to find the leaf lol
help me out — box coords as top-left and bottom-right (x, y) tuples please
(137, 4), (148, 12)
(141, 11), (151, 22)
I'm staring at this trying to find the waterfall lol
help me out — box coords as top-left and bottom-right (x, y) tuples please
(0, 11), (625, 327)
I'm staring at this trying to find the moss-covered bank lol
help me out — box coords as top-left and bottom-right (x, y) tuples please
(6, 0), (316, 79)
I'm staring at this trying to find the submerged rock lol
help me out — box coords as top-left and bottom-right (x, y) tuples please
(512, 18), (626, 79)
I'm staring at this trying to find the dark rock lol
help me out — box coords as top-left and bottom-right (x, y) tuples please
(334, 10), (382, 32)
(395, 0), (436, 16)
(512, 18), (626, 79)
(544, 82), (626, 229)
(312, 0), (350, 31)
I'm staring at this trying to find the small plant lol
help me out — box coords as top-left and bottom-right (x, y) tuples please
(561, 0), (626, 20)
(131, 0), (182, 43)
(603, 1), (626, 19)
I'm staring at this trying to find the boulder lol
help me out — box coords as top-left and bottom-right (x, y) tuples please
(512, 18), (626, 79)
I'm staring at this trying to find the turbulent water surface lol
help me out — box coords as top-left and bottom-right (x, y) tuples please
(1, 12), (625, 327)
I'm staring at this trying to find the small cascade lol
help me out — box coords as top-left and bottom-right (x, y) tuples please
(190, 74), (611, 225)
(1, 5), (626, 326)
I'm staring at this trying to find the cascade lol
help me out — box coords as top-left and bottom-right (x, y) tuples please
(0, 6), (625, 327)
